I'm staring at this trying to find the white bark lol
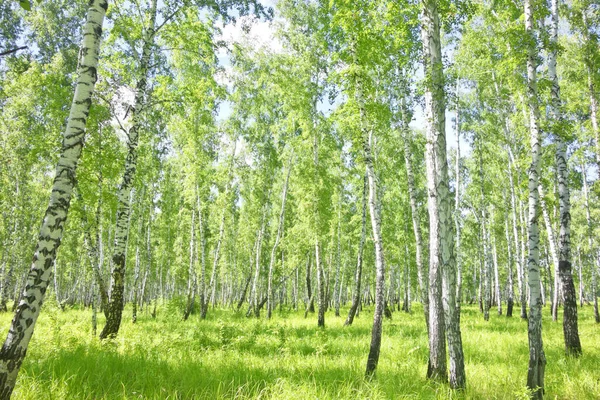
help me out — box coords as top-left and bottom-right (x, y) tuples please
(101, 0), (157, 339)
(0, 0), (107, 394)
(420, 0), (464, 387)
(524, 0), (546, 394)
(267, 153), (293, 319)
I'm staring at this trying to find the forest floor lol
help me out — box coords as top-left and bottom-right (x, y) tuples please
(0, 302), (598, 399)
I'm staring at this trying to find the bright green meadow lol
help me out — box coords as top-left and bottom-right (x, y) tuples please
(1, 303), (598, 399)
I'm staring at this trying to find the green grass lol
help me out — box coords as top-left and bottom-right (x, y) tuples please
(1, 302), (598, 399)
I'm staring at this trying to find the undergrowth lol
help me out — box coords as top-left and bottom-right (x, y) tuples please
(0, 302), (598, 399)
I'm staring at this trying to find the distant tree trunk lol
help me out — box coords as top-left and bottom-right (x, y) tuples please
(505, 217), (515, 317)
(524, 0), (546, 394)
(479, 145), (491, 322)
(333, 204), (342, 317)
(306, 254), (315, 313)
(208, 147), (236, 311)
(267, 154), (293, 319)
(132, 246), (141, 323)
(508, 149), (527, 319)
(420, 0), (465, 388)
(354, 67), (387, 377)
(581, 163), (600, 323)
(492, 231), (502, 315)
(198, 195), (208, 319)
(538, 184), (560, 321)
(184, 210), (197, 321)
(454, 87), (462, 316)
(236, 272), (252, 312)
(345, 175), (366, 326)
(313, 122), (326, 328)
(0, 0), (107, 395)
(101, 0), (157, 340)
(402, 127), (428, 331)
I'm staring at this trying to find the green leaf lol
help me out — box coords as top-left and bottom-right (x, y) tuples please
(19, 0), (31, 11)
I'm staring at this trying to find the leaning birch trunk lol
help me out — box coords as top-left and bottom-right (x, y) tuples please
(420, 0), (465, 387)
(548, 0), (582, 355)
(524, 0), (546, 395)
(353, 64), (387, 377)
(0, 0), (107, 395)
(345, 175), (366, 326)
(538, 184), (560, 321)
(100, 0), (157, 339)
(402, 127), (429, 331)
(267, 154), (293, 319)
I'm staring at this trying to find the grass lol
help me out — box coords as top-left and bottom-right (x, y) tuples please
(0, 302), (598, 399)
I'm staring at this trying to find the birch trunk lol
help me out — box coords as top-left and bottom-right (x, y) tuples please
(454, 88), (462, 316)
(0, 0), (107, 395)
(267, 154), (293, 319)
(492, 231), (502, 315)
(420, 0), (465, 387)
(183, 210), (196, 321)
(505, 217), (515, 317)
(547, 0), (582, 355)
(100, 0), (157, 339)
(402, 128), (428, 331)
(581, 163), (600, 323)
(198, 195), (208, 319)
(345, 175), (366, 326)
(524, 0), (546, 394)
(354, 69), (386, 377)
(333, 204), (342, 317)
(538, 184), (560, 321)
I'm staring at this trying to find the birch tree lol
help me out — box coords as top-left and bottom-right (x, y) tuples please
(0, 0), (107, 395)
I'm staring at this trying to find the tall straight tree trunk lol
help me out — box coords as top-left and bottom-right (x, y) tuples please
(402, 128), (429, 331)
(454, 87), (462, 316)
(198, 194), (208, 319)
(345, 175), (366, 326)
(581, 10), (600, 172)
(479, 144), (491, 322)
(538, 184), (560, 321)
(508, 149), (527, 319)
(581, 163), (600, 323)
(333, 203), (342, 317)
(183, 210), (197, 321)
(313, 120), (326, 328)
(547, 0), (581, 356)
(420, 0), (465, 387)
(101, 0), (157, 340)
(492, 231), (502, 315)
(267, 154), (293, 319)
(0, 0), (107, 395)
(524, 0), (546, 395)
(354, 67), (387, 377)
(505, 217), (515, 317)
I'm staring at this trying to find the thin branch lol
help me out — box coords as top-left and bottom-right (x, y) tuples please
(0, 46), (27, 57)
